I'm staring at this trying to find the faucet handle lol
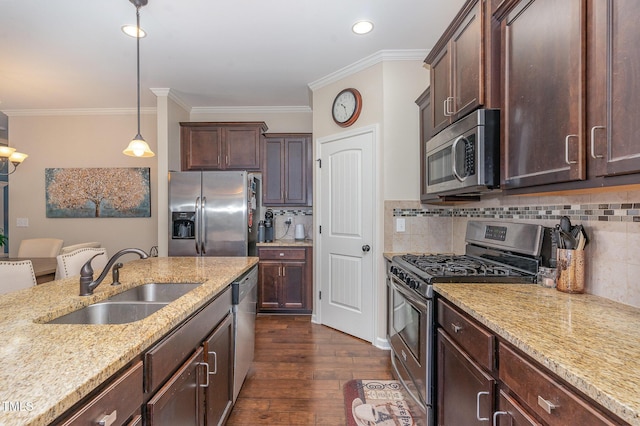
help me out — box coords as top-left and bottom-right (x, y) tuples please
(111, 263), (124, 286)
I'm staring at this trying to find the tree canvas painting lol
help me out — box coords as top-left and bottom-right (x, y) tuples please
(45, 168), (151, 218)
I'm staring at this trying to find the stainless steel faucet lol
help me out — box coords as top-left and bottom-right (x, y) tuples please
(79, 248), (149, 296)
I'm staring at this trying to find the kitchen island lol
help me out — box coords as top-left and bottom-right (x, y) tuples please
(0, 256), (258, 426)
(434, 283), (640, 425)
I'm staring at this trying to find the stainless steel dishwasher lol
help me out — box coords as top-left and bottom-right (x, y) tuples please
(231, 265), (258, 402)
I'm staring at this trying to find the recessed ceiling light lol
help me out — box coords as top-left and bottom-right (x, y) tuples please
(352, 20), (374, 35)
(122, 25), (146, 38)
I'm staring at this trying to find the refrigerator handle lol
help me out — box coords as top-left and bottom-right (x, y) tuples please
(201, 196), (207, 255)
(195, 197), (201, 255)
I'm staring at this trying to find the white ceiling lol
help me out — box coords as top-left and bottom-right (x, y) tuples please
(0, 0), (465, 112)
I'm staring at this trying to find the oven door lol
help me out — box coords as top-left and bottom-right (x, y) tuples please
(388, 274), (432, 415)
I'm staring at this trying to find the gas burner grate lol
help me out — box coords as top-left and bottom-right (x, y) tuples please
(401, 254), (521, 277)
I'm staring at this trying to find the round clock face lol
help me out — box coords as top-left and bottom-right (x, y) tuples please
(332, 88), (362, 127)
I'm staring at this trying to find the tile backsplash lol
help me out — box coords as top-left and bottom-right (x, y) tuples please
(385, 189), (640, 308)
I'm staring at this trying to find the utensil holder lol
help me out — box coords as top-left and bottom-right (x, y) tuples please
(556, 249), (585, 293)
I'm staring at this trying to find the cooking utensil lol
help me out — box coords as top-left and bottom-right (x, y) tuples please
(560, 216), (572, 233)
(559, 229), (576, 249)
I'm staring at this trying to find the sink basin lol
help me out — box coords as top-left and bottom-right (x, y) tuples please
(107, 283), (202, 303)
(47, 302), (168, 325)
(45, 283), (203, 325)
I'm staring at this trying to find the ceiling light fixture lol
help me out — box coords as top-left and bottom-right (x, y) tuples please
(121, 24), (146, 38)
(352, 20), (374, 35)
(123, 0), (154, 158)
(0, 146), (28, 176)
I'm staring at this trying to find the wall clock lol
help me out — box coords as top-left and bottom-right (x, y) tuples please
(332, 88), (362, 127)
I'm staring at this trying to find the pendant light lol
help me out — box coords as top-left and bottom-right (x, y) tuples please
(123, 0), (155, 158)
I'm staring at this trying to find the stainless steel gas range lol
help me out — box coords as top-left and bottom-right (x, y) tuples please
(387, 221), (546, 426)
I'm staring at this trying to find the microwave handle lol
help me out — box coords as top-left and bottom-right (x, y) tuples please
(451, 136), (467, 182)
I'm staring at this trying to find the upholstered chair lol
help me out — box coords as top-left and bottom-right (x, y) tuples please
(17, 238), (64, 258)
(55, 248), (109, 280)
(60, 242), (101, 255)
(0, 260), (37, 294)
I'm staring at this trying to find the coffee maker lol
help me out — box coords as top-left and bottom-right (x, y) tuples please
(264, 209), (274, 242)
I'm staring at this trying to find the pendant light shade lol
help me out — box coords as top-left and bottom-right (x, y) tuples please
(124, 0), (154, 158)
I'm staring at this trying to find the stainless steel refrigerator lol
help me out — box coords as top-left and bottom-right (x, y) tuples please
(168, 171), (260, 256)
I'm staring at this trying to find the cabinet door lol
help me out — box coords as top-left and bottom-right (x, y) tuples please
(203, 314), (233, 426)
(224, 127), (261, 170)
(146, 347), (205, 426)
(494, 389), (542, 426)
(502, 0), (586, 189)
(281, 262), (306, 310)
(451, 0), (483, 121)
(283, 137), (309, 205)
(258, 262), (281, 310)
(588, 0), (640, 177)
(263, 138), (285, 204)
(437, 329), (495, 426)
(430, 46), (452, 136)
(181, 126), (223, 171)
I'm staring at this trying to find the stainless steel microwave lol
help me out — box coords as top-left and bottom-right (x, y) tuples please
(425, 109), (500, 196)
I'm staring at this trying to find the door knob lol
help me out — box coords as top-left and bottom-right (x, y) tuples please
(362, 245), (371, 252)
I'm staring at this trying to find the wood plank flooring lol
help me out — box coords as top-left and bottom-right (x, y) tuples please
(226, 314), (393, 425)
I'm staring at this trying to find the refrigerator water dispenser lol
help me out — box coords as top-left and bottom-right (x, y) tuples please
(172, 212), (195, 239)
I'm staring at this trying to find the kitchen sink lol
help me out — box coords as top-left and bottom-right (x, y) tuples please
(106, 282), (202, 303)
(45, 282), (203, 325)
(46, 301), (168, 325)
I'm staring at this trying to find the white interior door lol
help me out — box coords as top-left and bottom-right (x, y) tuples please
(318, 127), (375, 342)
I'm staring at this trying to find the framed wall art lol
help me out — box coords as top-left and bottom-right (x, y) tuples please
(45, 167), (151, 218)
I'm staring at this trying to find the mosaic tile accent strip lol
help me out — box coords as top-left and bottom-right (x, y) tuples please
(393, 203), (640, 222)
(269, 209), (313, 216)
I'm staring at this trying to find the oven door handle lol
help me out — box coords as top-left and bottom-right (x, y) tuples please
(389, 276), (429, 311)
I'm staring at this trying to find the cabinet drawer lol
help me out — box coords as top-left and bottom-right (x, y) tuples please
(60, 361), (143, 426)
(145, 287), (231, 394)
(499, 343), (619, 425)
(437, 298), (495, 371)
(259, 248), (306, 261)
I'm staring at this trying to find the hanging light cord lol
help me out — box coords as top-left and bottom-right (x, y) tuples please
(135, 5), (142, 138)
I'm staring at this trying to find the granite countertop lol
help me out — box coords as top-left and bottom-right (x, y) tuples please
(0, 256), (258, 426)
(434, 284), (640, 425)
(257, 238), (313, 247)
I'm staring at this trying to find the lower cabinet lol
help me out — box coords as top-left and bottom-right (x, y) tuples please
(203, 314), (234, 425)
(436, 297), (626, 426)
(258, 247), (312, 313)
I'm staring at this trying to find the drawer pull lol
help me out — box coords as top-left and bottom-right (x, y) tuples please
(451, 323), (462, 333)
(476, 391), (490, 421)
(97, 410), (117, 426)
(538, 395), (558, 414)
(492, 411), (508, 426)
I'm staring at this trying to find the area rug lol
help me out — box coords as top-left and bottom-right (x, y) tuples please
(344, 379), (422, 426)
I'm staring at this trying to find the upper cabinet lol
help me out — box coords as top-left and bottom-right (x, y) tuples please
(262, 133), (312, 206)
(497, 0), (586, 189)
(424, 0), (501, 137)
(180, 122), (268, 171)
(497, 0), (640, 192)
(587, 0), (640, 178)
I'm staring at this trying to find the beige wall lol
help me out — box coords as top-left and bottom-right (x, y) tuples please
(6, 113), (158, 259)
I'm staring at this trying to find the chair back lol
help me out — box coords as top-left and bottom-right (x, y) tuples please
(60, 242), (101, 255)
(0, 260), (37, 294)
(56, 248), (109, 280)
(17, 238), (64, 258)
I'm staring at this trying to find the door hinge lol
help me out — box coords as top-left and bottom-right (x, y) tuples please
(319, 225), (321, 234)
(316, 158), (321, 168)
(319, 291), (322, 300)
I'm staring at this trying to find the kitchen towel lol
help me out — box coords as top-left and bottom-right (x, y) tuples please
(344, 379), (421, 426)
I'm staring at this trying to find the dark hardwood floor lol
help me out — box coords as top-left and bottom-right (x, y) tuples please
(226, 314), (393, 425)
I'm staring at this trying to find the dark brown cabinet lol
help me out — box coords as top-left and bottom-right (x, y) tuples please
(258, 247), (312, 313)
(203, 314), (233, 425)
(425, 0), (500, 137)
(180, 122), (267, 171)
(498, 0), (586, 189)
(263, 133), (312, 206)
(587, 0), (640, 178)
(437, 296), (626, 426)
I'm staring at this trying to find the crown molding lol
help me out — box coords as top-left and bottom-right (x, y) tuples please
(308, 48), (429, 91)
(2, 107), (156, 117)
(150, 88), (191, 112)
(190, 105), (312, 115)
